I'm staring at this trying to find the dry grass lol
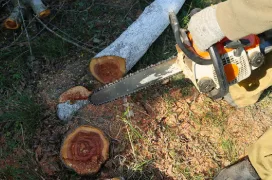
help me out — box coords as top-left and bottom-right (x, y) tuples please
(119, 82), (272, 179)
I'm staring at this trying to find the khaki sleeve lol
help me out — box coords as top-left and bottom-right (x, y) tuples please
(247, 128), (272, 180)
(225, 52), (272, 107)
(216, 0), (272, 40)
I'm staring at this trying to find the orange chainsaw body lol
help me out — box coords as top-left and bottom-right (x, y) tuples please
(186, 33), (261, 83)
(187, 33), (261, 59)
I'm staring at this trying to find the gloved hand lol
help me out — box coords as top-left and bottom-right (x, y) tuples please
(188, 5), (225, 51)
(214, 157), (260, 180)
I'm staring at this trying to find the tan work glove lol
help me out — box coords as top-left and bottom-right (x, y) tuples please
(188, 5), (272, 107)
(188, 5), (225, 51)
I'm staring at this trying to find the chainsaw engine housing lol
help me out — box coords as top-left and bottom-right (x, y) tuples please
(181, 34), (263, 93)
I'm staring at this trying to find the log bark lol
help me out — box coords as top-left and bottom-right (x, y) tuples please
(90, 0), (186, 84)
(57, 86), (91, 121)
(60, 125), (109, 175)
(26, 0), (50, 18)
(4, 0), (50, 30)
(4, 0), (26, 29)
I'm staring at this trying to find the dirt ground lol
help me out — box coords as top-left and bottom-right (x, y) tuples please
(1, 0), (272, 179)
(33, 57), (272, 179)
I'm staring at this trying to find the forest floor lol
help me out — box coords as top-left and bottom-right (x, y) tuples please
(1, 0), (272, 179)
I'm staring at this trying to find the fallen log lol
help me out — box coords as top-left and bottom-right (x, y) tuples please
(90, 0), (186, 84)
(4, 0), (26, 29)
(4, 0), (50, 29)
(26, 0), (50, 18)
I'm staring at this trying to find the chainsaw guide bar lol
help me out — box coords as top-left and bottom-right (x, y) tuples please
(89, 56), (182, 105)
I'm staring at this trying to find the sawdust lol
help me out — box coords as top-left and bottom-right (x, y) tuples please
(37, 56), (96, 110)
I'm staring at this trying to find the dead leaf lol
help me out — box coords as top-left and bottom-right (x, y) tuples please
(164, 115), (178, 128)
(35, 146), (42, 162)
(39, 155), (60, 176)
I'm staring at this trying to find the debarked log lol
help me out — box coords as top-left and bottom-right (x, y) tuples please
(90, 0), (186, 84)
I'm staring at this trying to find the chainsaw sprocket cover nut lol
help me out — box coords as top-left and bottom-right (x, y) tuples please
(197, 77), (216, 93)
(249, 52), (265, 68)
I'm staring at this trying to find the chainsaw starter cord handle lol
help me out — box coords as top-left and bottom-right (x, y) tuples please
(169, 12), (212, 65)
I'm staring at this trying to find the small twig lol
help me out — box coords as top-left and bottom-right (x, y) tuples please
(126, 125), (137, 160)
(0, 145), (2, 157)
(47, 22), (98, 49)
(51, 0), (94, 12)
(92, 3), (125, 8)
(13, 49), (29, 61)
(123, 1), (138, 20)
(20, 123), (26, 149)
(20, 123), (33, 154)
(133, 107), (150, 117)
(32, 170), (46, 180)
(122, 103), (139, 162)
(17, 0), (33, 57)
(1, 0), (11, 7)
(115, 125), (124, 139)
(30, 0), (66, 40)
(109, 123), (124, 141)
(35, 16), (94, 53)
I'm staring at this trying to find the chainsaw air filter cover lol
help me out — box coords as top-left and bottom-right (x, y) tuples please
(214, 49), (251, 86)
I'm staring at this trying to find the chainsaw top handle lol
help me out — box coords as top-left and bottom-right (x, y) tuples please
(169, 12), (212, 65)
(169, 12), (229, 99)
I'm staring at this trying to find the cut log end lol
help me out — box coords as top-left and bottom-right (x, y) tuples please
(39, 9), (51, 18)
(4, 18), (20, 29)
(59, 86), (91, 103)
(90, 56), (126, 84)
(29, 0), (51, 18)
(60, 125), (109, 175)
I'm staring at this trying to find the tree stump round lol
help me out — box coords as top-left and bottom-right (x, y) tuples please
(60, 125), (109, 175)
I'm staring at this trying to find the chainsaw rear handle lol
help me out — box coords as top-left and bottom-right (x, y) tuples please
(169, 12), (229, 99)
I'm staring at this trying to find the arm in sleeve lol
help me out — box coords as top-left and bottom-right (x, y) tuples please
(216, 0), (272, 40)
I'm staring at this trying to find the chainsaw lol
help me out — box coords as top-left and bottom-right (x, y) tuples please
(89, 12), (272, 105)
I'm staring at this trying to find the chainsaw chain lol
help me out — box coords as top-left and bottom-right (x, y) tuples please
(89, 55), (178, 105)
